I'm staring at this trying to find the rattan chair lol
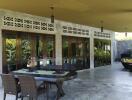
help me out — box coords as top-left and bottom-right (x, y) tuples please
(18, 75), (48, 100)
(1, 74), (21, 100)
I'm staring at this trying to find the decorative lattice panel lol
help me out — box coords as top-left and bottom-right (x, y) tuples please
(62, 25), (89, 36)
(94, 31), (111, 39)
(3, 16), (54, 32)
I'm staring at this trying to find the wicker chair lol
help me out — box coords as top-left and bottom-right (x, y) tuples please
(1, 74), (21, 100)
(18, 75), (48, 100)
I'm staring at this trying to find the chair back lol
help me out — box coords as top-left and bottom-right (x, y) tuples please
(18, 75), (37, 97)
(1, 74), (17, 94)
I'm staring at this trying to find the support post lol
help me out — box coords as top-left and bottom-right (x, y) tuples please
(111, 32), (115, 66)
(0, 29), (2, 88)
(55, 23), (62, 65)
(90, 30), (94, 69)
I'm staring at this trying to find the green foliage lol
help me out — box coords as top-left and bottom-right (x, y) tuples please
(94, 39), (111, 67)
(6, 39), (16, 64)
(21, 40), (31, 62)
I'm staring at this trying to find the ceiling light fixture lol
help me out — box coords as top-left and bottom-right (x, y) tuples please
(101, 20), (104, 32)
(50, 6), (54, 23)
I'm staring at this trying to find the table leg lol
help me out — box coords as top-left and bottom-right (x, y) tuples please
(45, 82), (49, 100)
(56, 80), (65, 99)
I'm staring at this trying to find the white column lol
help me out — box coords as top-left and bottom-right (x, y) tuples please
(55, 23), (62, 65)
(111, 32), (115, 66)
(0, 29), (2, 88)
(90, 30), (94, 69)
(113, 40), (117, 61)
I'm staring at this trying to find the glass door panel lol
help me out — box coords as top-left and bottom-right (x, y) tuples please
(83, 39), (90, 68)
(39, 36), (55, 65)
(76, 39), (83, 69)
(94, 39), (111, 67)
(46, 39), (54, 57)
(62, 36), (90, 70)
(38, 36), (43, 58)
(45, 36), (55, 65)
(21, 34), (32, 67)
(5, 35), (17, 71)
(2, 30), (55, 73)
(62, 37), (69, 63)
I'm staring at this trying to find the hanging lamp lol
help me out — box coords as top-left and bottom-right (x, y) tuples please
(50, 6), (54, 23)
(101, 20), (104, 32)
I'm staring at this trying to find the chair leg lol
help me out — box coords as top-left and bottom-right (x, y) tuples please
(29, 97), (33, 100)
(49, 83), (52, 88)
(34, 97), (38, 100)
(16, 93), (18, 100)
(3, 92), (6, 100)
(21, 96), (23, 100)
(46, 83), (49, 100)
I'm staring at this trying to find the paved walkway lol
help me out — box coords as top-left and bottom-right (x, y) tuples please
(1, 62), (132, 100)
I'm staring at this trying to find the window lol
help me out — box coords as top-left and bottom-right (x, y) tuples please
(62, 36), (90, 70)
(94, 39), (111, 67)
(2, 30), (55, 73)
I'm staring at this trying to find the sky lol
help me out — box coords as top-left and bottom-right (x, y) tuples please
(115, 32), (132, 40)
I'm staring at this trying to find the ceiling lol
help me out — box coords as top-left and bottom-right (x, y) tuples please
(1, 0), (132, 32)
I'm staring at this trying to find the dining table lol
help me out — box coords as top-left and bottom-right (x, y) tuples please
(12, 68), (77, 99)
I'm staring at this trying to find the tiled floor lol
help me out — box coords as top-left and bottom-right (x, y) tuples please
(1, 62), (132, 100)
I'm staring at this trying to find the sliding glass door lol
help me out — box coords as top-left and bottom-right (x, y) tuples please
(38, 35), (55, 65)
(21, 33), (32, 67)
(94, 39), (111, 67)
(2, 30), (55, 73)
(62, 36), (90, 70)
(4, 34), (17, 72)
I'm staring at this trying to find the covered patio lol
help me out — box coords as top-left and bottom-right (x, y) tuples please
(1, 0), (132, 100)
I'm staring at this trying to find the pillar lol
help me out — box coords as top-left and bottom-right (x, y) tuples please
(0, 29), (2, 88)
(55, 23), (62, 65)
(90, 29), (94, 69)
(111, 32), (115, 66)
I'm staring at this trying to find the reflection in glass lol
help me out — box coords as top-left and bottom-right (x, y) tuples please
(63, 38), (68, 58)
(78, 43), (83, 57)
(5, 37), (17, 71)
(37, 35), (55, 66)
(3, 31), (55, 73)
(71, 43), (76, 57)
(21, 36), (32, 67)
(48, 37), (54, 57)
(6, 39), (16, 63)
(62, 36), (90, 70)
(38, 36), (43, 58)
(94, 39), (111, 67)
